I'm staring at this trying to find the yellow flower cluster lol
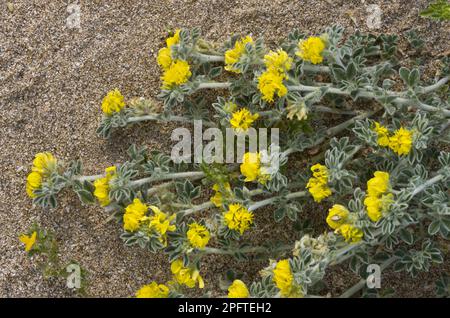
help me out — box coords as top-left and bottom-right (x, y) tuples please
(257, 49), (291, 102)
(19, 231), (37, 252)
(257, 71), (288, 102)
(224, 36), (254, 73)
(306, 163), (332, 203)
(101, 89), (126, 116)
(326, 205), (363, 243)
(135, 282), (170, 298)
(230, 108), (259, 132)
(373, 122), (390, 147)
(123, 198), (148, 232)
(373, 122), (413, 156)
(228, 279), (249, 298)
(171, 259), (204, 288)
(93, 166), (117, 207)
(326, 204), (349, 230)
(264, 49), (293, 74)
(240, 152), (269, 184)
(145, 206), (177, 245)
(273, 259), (302, 297)
(157, 29), (180, 70)
(187, 222), (210, 249)
(389, 127), (413, 156)
(26, 152), (57, 198)
(363, 171), (393, 222)
(123, 199), (176, 245)
(296, 36), (326, 64)
(210, 182), (232, 208)
(161, 60), (192, 89)
(337, 224), (364, 243)
(157, 30), (192, 89)
(223, 203), (254, 235)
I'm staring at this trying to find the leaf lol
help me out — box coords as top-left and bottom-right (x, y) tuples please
(420, 0), (450, 21)
(209, 67), (222, 78)
(399, 228), (414, 245)
(76, 189), (95, 204)
(399, 67), (410, 84)
(274, 207), (286, 222)
(428, 220), (441, 235)
(408, 68), (420, 87)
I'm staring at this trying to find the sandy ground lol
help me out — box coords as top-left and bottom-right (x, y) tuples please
(0, 0), (449, 297)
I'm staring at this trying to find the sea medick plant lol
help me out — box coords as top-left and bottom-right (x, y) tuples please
(24, 26), (449, 298)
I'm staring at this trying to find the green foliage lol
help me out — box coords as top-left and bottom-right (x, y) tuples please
(420, 0), (450, 21)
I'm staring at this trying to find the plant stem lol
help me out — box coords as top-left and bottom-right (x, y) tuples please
(411, 174), (444, 196)
(288, 82), (450, 116)
(180, 188), (265, 217)
(338, 256), (398, 298)
(76, 175), (104, 182)
(259, 105), (358, 118)
(419, 76), (449, 94)
(248, 191), (307, 211)
(127, 114), (216, 128)
(201, 244), (292, 256)
(130, 171), (206, 187)
(194, 53), (225, 62)
(198, 82), (231, 89)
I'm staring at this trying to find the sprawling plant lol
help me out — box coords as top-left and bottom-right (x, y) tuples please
(24, 26), (449, 298)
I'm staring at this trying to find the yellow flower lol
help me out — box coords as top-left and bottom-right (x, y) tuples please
(157, 47), (173, 71)
(230, 108), (259, 132)
(135, 282), (170, 298)
(364, 193), (394, 222)
(32, 152), (57, 176)
(19, 231), (37, 252)
(257, 70), (288, 102)
(306, 163), (332, 202)
(228, 280), (249, 298)
(93, 166), (117, 207)
(366, 171), (390, 197)
(240, 152), (260, 182)
(264, 49), (293, 74)
(26, 171), (43, 198)
(161, 59), (192, 89)
(296, 36), (326, 64)
(171, 259), (204, 289)
(364, 171), (393, 222)
(224, 36), (253, 73)
(273, 259), (303, 297)
(166, 29), (181, 48)
(146, 206), (176, 245)
(326, 204), (349, 230)
(337, 224), (363, 243)
(373, 122), (390, 147)
(26, 152), (57, 198)
(157, 30), (181, 71)
(240, 152), (270, 184)
(388, 127), (412, 156)
(123, 198), (148, 232)
(310, 163), (328, 181)
(210, 182), (232, 208)
(223, 203), (254, 235)
(101, 89), (125, 115)
(187, 223), (210, 249)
